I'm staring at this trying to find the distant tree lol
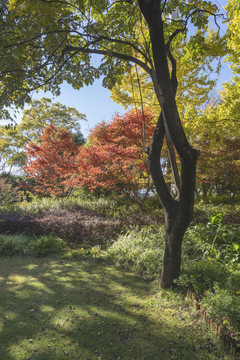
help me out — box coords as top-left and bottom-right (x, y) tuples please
(72, 109), (156, 210)
(192, 83), (240, 199)
(24, 125), (78, 196)
(0, 98), (86, 173)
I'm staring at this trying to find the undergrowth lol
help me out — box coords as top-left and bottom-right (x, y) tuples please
(0, 192), (163, 217)
(0, 233), (66, 257)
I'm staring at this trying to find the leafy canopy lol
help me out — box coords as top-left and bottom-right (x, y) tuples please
(1, 0), (221, 115)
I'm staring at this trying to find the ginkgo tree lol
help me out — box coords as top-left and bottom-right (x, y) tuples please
(1, 0), (225, 287)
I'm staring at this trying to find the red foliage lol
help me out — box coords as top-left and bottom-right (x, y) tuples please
(71, 108), (156, 200)
(24, 125), (78, 196)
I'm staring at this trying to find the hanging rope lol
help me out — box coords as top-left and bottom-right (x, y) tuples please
(135, 64), (146, 150)
(129, 67), (145, 149)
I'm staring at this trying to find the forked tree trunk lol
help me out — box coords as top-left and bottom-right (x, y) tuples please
(139, 0), (199, 288)
(148, 113), (198, 288)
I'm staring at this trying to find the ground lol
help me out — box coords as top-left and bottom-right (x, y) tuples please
(0, 256), (235, 360)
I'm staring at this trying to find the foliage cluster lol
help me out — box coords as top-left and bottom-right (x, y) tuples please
(0, 191), (163, 218)
(0, 233), (65, 257)
(107, 225), (165, 279)
(0, 177), (21, 206)
(32, 209), (123, 246)
(22, 108), (156, 208)
(0, 98), (85, 172)
(24, 125), (78, 196)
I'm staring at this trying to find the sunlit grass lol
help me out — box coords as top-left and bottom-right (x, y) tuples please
(0, 256), (234, 360)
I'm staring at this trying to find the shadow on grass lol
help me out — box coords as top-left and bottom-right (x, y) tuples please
(0, 256), (231, 360)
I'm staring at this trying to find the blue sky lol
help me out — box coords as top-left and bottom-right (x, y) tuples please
(8, 0), (232, 139)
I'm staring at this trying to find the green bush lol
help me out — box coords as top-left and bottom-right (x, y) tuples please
(183, 214), (240, 264)
(0, 178), (21, 206)
(107, 225), (165, 279)
(194, 201), (240, 223)
(0, 233), (65, 257)
(31, 234), (65, 256)
(202, 284), (240, 335)
(176, 260), (229, 295)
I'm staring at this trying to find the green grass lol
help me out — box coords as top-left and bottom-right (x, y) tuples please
(0, 256), (235, 360)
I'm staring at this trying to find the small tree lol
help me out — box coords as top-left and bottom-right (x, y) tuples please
(24, 125), (78, 197)
(73, 108), (156, 210)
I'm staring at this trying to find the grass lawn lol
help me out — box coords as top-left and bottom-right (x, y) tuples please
(0, 256), (235, 360)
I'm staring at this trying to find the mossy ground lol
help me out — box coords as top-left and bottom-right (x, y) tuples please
(0, 256), (235, 360)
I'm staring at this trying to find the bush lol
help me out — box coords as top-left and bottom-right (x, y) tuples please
(107, 225), (165, 279)
(0, 178), (21, 206)
(194, 201), (240, 224)
(202, 284), (240, 336)
(183, 214), (240, 265)
(0, 233), (65, 257)
(176, 260), (229, 295)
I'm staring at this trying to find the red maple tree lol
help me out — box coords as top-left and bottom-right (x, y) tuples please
(24, 125), (78, 196)
(71, 108), (156, 208)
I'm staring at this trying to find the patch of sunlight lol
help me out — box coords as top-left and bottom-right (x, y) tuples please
(24, 264), (38, 270)
(40, 305), (55, 314)
(0, 276), (4, 282)
(29, 280), (55, 294)
(5, 311), (18, 321)
(14, 290), (35, 299)
(7, 275), (55, 294)
(50, 269), (62, 274)
(61, 282), (75, 290)
(7, 274), (28, 285)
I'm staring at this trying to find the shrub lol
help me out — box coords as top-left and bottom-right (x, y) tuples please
(33, 209), (123, 246)
(0, 178), (21, 206)
(194, 201), (240, 224)
(202, 284), (240, 336)
(0, 233), (65, 257)
(183, 214), (240, 264)
(107, 225), (165, 279)
(31, 234), (65, 256)
(176, 260), (229, 295)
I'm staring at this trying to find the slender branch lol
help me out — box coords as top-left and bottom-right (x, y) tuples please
(63, 45), (152, 74)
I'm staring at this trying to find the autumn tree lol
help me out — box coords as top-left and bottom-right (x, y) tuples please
(73, 108), (156, 210)
(24, 125), (78, 196)
(0, 98), (85, 173)
(1, 0), (224, 287)
(189, 81), (240, 199)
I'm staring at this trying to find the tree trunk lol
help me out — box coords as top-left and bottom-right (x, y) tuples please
(139, 0), (199, 288)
